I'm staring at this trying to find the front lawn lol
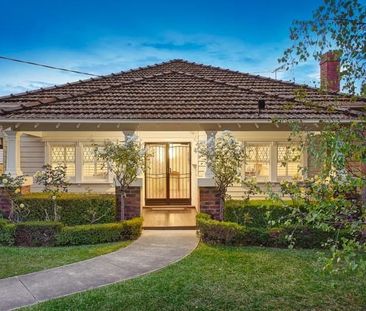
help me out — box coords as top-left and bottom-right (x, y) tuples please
(0, 241), (130, 279)
(25, 244), (366, 311)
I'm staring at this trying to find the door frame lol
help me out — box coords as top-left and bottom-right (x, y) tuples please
(145, 142), (191, 206)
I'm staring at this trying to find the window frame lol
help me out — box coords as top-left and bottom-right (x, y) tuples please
(81, 144), (109, 183)
(48, 143), (77, 182)
(243, 142), (271, 182)
(46, 142), (112, 184)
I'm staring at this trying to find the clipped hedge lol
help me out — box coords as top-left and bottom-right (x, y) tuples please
(197, 213), (350, 249)
(120, 217), (144, 240)
(197, 213), (243, 245)
(224, 200), (292, 228)
(0, 219), (15, 246)
(56, 217), (143, 246)
(19, 193), (116, 225)
(15, 221), (63, 247)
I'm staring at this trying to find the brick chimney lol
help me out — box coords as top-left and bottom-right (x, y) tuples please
(320, 51), (340, 93)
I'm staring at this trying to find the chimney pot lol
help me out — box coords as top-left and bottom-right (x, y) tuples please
(320, 51), (340, 93)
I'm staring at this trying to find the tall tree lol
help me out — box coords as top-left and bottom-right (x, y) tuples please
(197, 131), (246, 220)
(276, 0), (366, 272)
(279, 0), (366, 95)
(97, 136), (147, 220)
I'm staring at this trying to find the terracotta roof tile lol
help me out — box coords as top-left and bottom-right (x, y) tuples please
(0, 59), (363, 121)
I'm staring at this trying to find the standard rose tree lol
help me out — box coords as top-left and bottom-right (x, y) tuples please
(97, 135), (148, 220)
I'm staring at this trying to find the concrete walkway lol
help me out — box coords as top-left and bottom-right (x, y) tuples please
(0, 230), (198, 311)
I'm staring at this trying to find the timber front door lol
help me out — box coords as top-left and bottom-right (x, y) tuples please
(145, 143), (191, 205)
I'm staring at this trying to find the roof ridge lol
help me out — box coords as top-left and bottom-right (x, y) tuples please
(173, 70), (299, 101)
(171, 70), (355, 117)
(1, 58), (364, 104)
(0, 71), (175, 115)
(175, 59), (366, 102)
(0, 59), (182, 101)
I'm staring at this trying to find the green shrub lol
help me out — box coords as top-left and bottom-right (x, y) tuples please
(197, 213), (244, 245)
(19, 193), (115, 225)
(0, 223), (15, 246)
(240, 227), (270, 246)
(56, 223), (123, 246)
(120, 217), (144, 240)
(224, 200), (292, 228)
(15, 221), (63, 247)
(0, 218), (9, 229)
(197, 213), (351, 249)
(269, 225), (353, 249)
(56, 217), (143, 246)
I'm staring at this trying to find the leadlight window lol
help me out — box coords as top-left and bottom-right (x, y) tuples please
(245, 144), (270, 181)
(50, 145), (76, 177)
(82, 146), (108, 181)
(277, 144), (302, 179)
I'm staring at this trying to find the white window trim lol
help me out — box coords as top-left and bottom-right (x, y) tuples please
(47, 142), (77, 183)
(80, 142), (111, 184)
(241, 140), (305, 183)
(244, 142), (271, 183)
(46, 141), (113, 185)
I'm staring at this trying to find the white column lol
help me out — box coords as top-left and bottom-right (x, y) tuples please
(205, 130), (217, 177)
(4, 131), (23, 176)
(270, 142), (277, 182)
(75, 142), (82, 183)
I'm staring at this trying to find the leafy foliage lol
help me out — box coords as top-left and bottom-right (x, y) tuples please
(97, 135), (147, 220)
(56, 218), (143, 246)
(19, 193), (115, 225)
(277, 0), (366, 273)
(279, 0), (366, 94)
(34, 164), (69, 194)
(197, 213), (351, 249)
(0, 173), (27, 222)
(266, 119), (366, 272)
(197, 131), (246, 219)
(0, 221), (15, 246)
(224, 200), (292, 228)
(14, 221), (63, 247)
(34, 164), (69, 222)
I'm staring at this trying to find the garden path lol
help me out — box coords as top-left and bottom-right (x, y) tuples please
(0, 230), (198, 311)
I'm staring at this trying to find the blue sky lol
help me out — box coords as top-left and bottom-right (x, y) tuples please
(0, 0), (325, 95)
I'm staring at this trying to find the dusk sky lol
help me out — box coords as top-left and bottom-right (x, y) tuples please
(0, 0), (327, 96)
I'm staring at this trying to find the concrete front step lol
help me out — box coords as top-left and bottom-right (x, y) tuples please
(142, 206), (197, 228)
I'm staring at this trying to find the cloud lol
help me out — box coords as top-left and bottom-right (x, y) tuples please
(0, 33), (320, 95)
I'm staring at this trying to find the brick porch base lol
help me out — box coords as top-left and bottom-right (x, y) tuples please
(199, 186), (222, 220)
(0, 185), (30, 218)
(115, 186), (141, 220)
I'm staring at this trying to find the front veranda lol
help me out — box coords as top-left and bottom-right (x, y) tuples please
(1, 120), (315, 228)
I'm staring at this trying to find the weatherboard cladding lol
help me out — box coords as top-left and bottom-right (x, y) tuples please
(0, 59), (362, 121)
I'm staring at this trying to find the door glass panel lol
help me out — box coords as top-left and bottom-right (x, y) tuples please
(169, 144), (190, 199)
(146, 144), (167, 199)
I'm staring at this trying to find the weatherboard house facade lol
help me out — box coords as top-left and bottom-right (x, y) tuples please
(0, 58), (362, 227)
